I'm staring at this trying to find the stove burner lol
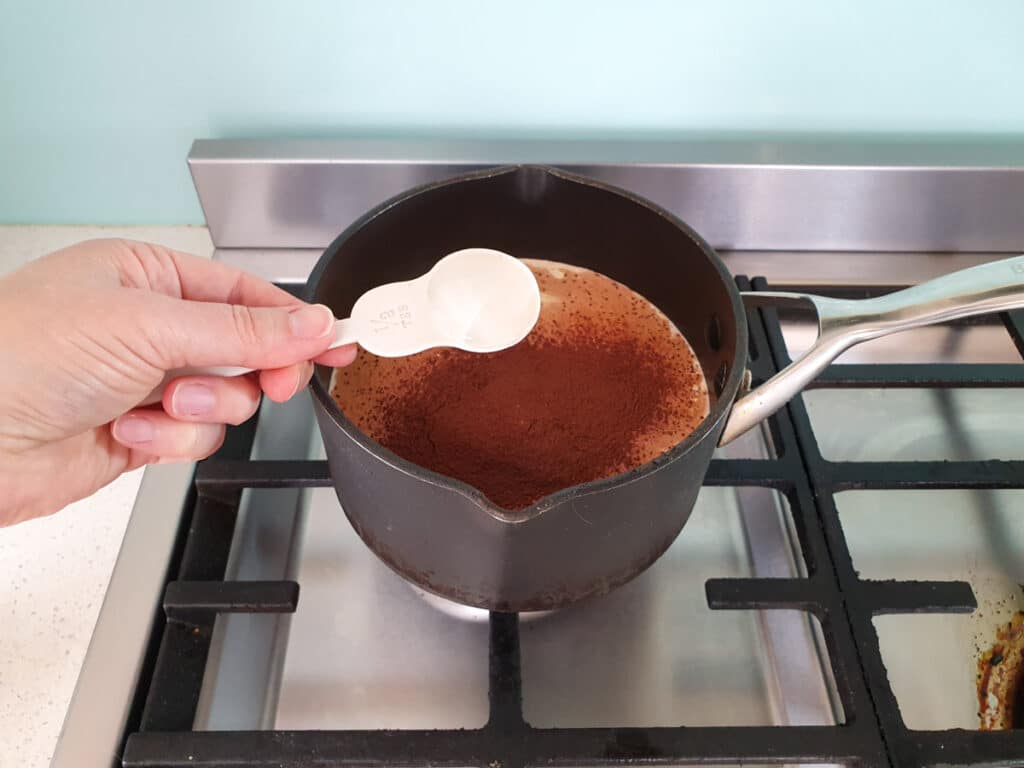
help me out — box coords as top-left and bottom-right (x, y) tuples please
(408, 583), (553, 623)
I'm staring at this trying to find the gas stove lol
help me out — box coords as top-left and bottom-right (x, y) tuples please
(52, 139), (1024, 767)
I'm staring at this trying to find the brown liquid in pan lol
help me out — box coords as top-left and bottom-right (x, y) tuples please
(331, 259), (710, 509)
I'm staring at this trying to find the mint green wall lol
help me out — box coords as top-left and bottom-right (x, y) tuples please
(2, 0), (1022, 224)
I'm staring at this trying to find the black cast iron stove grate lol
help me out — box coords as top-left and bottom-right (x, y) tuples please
(119, 276), (1024, 768)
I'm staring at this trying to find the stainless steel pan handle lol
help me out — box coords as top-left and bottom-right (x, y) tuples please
(719, 254), (1024, 446)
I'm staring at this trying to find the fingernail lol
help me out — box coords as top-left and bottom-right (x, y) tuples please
(172, 383), (216, 417)
(293, 361), (313, 398)
(288, 365), (305, 400)
(288, 304), (334, 339)
(113, 414), (155, 445)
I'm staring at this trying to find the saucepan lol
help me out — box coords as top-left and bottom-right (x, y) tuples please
(306, 165), (1024, 612)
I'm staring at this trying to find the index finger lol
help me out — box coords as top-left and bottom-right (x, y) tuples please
(115, 239), (303, 308)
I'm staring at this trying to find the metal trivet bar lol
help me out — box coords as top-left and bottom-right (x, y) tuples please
(119, 276), (1024, 768)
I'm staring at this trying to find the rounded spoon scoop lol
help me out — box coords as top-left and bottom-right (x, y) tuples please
(144, 248), (540, 404)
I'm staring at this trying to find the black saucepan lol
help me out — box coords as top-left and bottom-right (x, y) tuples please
(306, 164), (1024, 611)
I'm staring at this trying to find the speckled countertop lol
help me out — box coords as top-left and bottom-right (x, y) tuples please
(0, 225), (213, 767)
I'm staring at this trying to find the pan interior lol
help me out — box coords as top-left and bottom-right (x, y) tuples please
(311, 166), (742, 502)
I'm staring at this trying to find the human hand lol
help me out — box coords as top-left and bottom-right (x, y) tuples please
(0, 238), (356, 525)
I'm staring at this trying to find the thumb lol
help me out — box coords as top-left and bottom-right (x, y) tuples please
(143, 295), (337, 371)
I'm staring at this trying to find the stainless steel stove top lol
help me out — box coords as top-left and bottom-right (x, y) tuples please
(272, 429), (831, 732)
(51, 138), (1024, 768)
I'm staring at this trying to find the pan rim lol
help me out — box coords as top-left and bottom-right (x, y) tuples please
(306, 164), (748, 522)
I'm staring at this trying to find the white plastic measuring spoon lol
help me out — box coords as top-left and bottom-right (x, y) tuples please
(143, 248), (540, 405)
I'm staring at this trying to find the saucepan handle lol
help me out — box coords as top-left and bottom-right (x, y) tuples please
(718, 254), (1024, 446)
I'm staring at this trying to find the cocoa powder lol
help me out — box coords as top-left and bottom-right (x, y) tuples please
(331, 260), (709, 510)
